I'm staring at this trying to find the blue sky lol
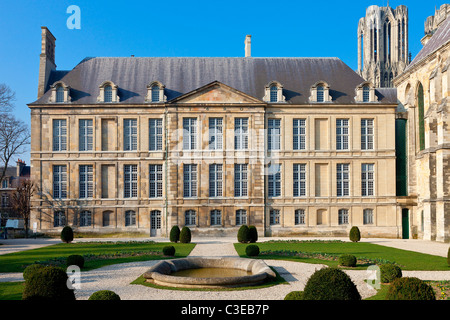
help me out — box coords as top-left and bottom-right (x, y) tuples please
(0, 0), (446, 164)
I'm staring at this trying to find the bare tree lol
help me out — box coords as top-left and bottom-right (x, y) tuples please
(0, 84), (16, 113)
(11, 180), (35, 238)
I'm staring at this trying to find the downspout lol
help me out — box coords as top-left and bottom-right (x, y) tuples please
(164, 104), (169, 238)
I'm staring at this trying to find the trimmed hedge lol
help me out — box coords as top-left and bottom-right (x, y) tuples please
(338, 254), (357, 267)
(23, 264), (46, 282)
(349, 226), (361, 242)
(180, 227), (191, 243)
(248, 226), (258, 243)
(60, 226), (74, 243)
(163, 245), (176, 256)
(447, 247), (450, 266)
(170, 226), (181, 243)
(237, 225), (250, 243)
(67, 255), (85, 268)
(379, 264), (402, 283)
(88, 290), (121, 300)
(284, 291), (304, 300)
(303, 267), (361, 300)
(245, 244), (260, 257)
(386, 277), (435, 300)
(22, 266), (76, 300)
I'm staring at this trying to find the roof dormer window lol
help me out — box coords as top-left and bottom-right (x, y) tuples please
(104, 85), (112, 103)
(263, 81), (285, 103)
(309, 81), (332, 103)
(145, 81), (166, 103)
(270, 85), (278, 102)
(49, 81), (71, 103)
(363, 85), (370, 102)
(97, 81), (119, 103)
(355, 81), (378, 103)
(56, 86), (64, 103)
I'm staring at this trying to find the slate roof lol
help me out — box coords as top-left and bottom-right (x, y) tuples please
(30, 57), (397, 105)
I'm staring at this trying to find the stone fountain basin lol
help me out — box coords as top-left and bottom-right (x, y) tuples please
(143, 257), (276, 288)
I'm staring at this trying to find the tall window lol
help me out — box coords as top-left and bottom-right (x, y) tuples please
(317, 85), (324, 102)
(293, 164), (306, 197)
(270, 209), (280, 225)
(417, 83), (425, 151)
(209, 164), (223, 197)
(183, 118), (197, 150)
(124, 164), (138, 198)
(54, 211), (66, 227)
(150, 210), (161, 230)
(270, 85), (278, 102)
(363, 85), (370, 102)
(234, 118), (249, 150)
(363, 209), (374, 225)
(209, 118), (223, 150)
(185, 210), (196, 226)
(53, 165), (67, 199)
(234, 164), (248, 197)
(183, 164), (197, 198)
(361, 119), (374, 150)
(336, 119), (349, 150)
(293, 119), (306, 150)
(125, 210), (136, 226)
(124, 119), (138, 151)
(80, 210), (92, 227)
(149, 164), (163, 198)
(268, 119), (281, 151)
(79, 119), (93, 151)
(79, 165), (93, 198)
(268, 164), (281, 197)
(236, 209), (247, 225)
(338, 209), (349, 225)
(295, 209), (305, 225)
(210, 210), (221, 226)
(56, 86), (65, 103)
(149, 119), (163, 151)
(361, 163), (374, 196)
(151, 84), (160, 102)
(53, 119), (67, 151)
(104, 85), (112, 102)
(337, 164), (349, 197)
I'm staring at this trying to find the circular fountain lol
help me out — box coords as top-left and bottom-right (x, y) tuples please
(143, 257), (276, 289)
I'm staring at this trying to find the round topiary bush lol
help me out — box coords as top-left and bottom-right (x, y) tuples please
(67, 255), (85, 269)
(237, 225), (250, 243)
(284, 291), (304, 300)
(379, 264), (402, 283)
(447, 247), (450, 266)
(88, 290), (121, 300)
(22, 266), (76, 300)
(163, 245), (176, 256)
(386, 277), (435, 300)
(248, 225), (258, 243)
(180, 226), (191, 243)
(338, 254), (357, 267)
(170, 225), (181, 243)
(60, 226), (74, 243)
(349, 226), (361, 242)
(245, 244), (260, 257)
(23, 264), (46, 282)
(303, 267), (361, 300)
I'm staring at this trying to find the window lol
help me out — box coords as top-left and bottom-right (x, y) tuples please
(338, 209), (349, 225)
(295, 209), (305, 225)
(151, 84), (160, 102)
(1, 179), (8, 189)
(79, 119), (93, 151)
(151, 210), (161, 230)
(270, 209), (280, 225)
(293, 119), (306, 150)
(104, 85), (113, 103)
(268, 119), (281, 151)
(80, 210), (92, 227)
(124, 164), (138, 198)
(209, 164), (223, 197)
(361, 119), (374, 150)
(336, 119), (349, 150)
(363, 86), (370, 102)
(293, 164), (306, 197)
(103, 211), (112, 227)
(270, 85), (278, 102)
(125, 210), (136, 226)
(1, 194), (8, 207)
(234, 118), (249, 150)
(149, 164), (163, 198)
(209, 118), (223, 150)
(417, 83), (425, 151)
(183, 164), (197, 198)
(363, 209), (373, 225)
(236, 209), (247, 225)
(185, 210), (196, 226)
(124, 119), (138, 151)
(210, 210), (221, 226)
(53, 119), (67, 151)
(337, 164), (349, 197)
(149, 119), (163, 151)
(317, 85), (324, 102)
(79, 165), (93, 198)
(56, 85), (65, 103)
(53, 165), (67, 199)
(183, 118), (197, 150)
(54, 211), (66, 227)
(361, 164), (374, 196)
(234, 164), (248, 197)
(268, 164), (281, 197)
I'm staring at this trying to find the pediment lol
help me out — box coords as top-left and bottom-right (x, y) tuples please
(169, 81), (263, 104)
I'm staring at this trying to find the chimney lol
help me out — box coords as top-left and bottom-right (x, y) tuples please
(16, 159), (26, 177)
(245, 35), (251, 57)
(38, 27), (57, 99)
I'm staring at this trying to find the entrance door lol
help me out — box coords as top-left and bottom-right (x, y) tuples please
(401, 209), (409, 239)
(150, 210), (161, 237)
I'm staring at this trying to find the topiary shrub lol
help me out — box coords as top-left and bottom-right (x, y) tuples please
(284, 291), (304, 300)
(349, 226), (361, 242)
(338, 254), (357, 267)
(245, 244), (260, 257)
(67, 255), (85, 269)
(23, 264), (46, 282)
(163, 245), (176, 256)
(386, 277), (435, 300)
(88, 290), (121, 300)
(447, 247), (450, 266)
(170, 226), (181, 243)
(303, 267), (361, 300)
(60, 226), (74, 243)
(180, 227), (191, 243)
(379, 264), (402, 283)
(22, 266), (76, 300)
(237, 225), (250, 243)
(248, 225), (258, 243)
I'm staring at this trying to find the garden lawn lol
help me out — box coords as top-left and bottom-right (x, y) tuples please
(0, 241), (195, 273)
(234, 241), (449, 271)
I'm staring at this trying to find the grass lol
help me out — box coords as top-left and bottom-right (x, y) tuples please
(0, 282), (24, 300)
(234, 241), (449, 271)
